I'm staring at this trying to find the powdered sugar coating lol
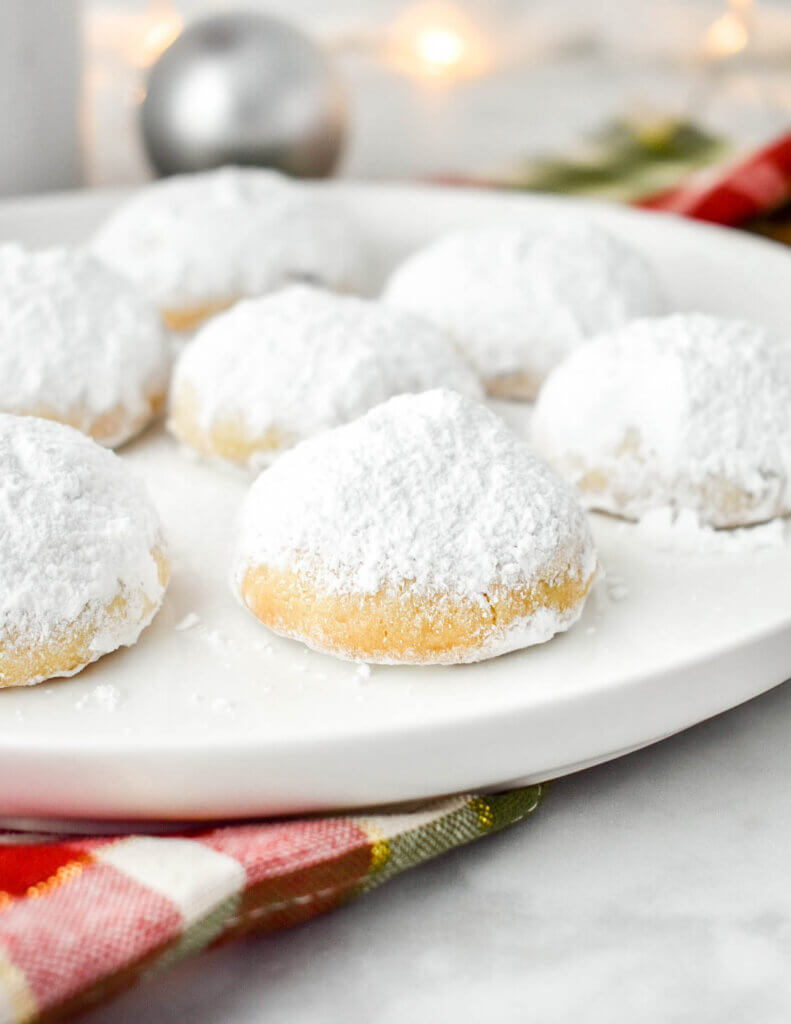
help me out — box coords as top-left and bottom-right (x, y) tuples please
(382, 220), (664, 386)
(234, 389), (595, 609)
(0, 245), (170, 446)
(91, 167), (368, 308)
(0, 415), (167, 678)
(170, 285), (483, 466)
(635, 506), (788, 554)
(531, 313), (791, 526)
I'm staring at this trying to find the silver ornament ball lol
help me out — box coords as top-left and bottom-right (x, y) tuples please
(141, 12), (347, 178)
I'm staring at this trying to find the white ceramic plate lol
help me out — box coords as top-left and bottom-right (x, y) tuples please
(1, 182), (791, 823)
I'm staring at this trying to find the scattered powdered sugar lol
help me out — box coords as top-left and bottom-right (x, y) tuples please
(75, 683), (124, 713)
(382, 219), (664, 381)
(635, 506), (788, 553)
(354, 663), (373, 681)
(532, 314), (791, 527)
(91, 166), (368, 308)
(233, 389), (596, 603)
(171, 284), (482, 465)
(202, 628), (231, 658)
(190, 692), (238, 714)
(0, 414), (166, 657)
(174, 612), (200, 631)
(187, 691), (236, 711)
(0, 245), (170, 446)
(605, 574), (629, 601)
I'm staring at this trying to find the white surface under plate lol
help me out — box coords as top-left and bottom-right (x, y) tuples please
(1, 182), (791, 822)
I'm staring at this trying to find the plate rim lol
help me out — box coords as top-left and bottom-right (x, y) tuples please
(1, 180), (790, 818)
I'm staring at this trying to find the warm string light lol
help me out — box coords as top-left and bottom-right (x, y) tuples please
(140, 2), (183, 67)
(82, 0), (183, 185)
(416, 29), (467, 72)
(86, 0), (182, 71)
(702, 0), (753, 60)
(89, 1), (494, 91)
(385, 2), (492, 81)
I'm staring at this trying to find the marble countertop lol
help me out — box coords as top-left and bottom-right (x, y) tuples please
(83, 678), (791, 1023)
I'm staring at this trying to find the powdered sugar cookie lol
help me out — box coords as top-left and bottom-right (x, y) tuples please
(233, 389), (596, 664)
(531, 314), (791, 527)
(0, 244), (170, 447)
(383, 220), (664, 399)
(0, 415), (169, 687)
(169, 285), (482, 468)
(91, 167), (368, 332)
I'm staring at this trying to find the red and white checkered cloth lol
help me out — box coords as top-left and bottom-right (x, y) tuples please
(0, 789), (543, 1022)
(637, 133), (791, 226)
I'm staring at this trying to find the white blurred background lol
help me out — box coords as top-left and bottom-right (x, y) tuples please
(4, 0), (791, 192)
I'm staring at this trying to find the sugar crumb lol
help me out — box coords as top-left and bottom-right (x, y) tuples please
(636, 506), (788, 554)
(606, 575), (629, 602)
(174, 612), (200, 631)
(75, 683), (123, 712)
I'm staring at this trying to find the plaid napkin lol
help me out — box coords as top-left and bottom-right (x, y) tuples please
(637, 133), (791, 227)
(0, 787), (543, 1023)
